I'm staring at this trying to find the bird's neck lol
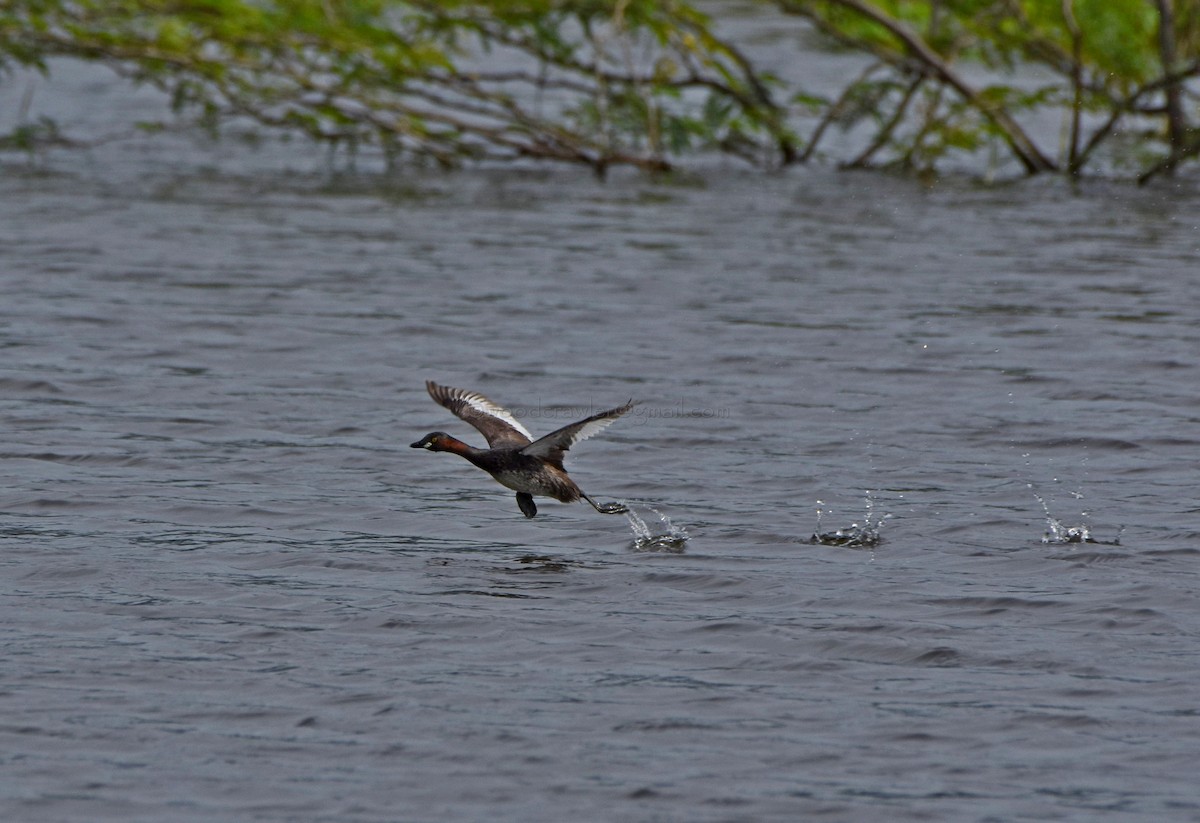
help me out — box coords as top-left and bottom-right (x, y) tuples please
(439, 436), (482, 459)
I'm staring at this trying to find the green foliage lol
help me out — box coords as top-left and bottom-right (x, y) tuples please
(0, 114), (63, 154)
(0, 0), (796, 173)
(785, 0), (1200, 179)
(1, 0), (1196, 178)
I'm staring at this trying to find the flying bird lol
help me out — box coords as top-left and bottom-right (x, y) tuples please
(412, 380), (632, 518)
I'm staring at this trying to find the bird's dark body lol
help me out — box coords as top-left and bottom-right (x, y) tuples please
(460, 447), (581, 503)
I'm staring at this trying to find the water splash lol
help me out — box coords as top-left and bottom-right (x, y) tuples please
(810, 493), (890, 548)
(623, 503), (688, 553)
(1030, 484), (1120, 545)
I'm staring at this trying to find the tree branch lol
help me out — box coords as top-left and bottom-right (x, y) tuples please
(780, 0), (1057, 174)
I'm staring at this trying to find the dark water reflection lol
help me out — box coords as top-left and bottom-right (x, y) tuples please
(3, 63), (1200, 822)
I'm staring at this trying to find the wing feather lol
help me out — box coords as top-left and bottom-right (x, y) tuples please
(425, 381), (533, 447)
(521, 401), (634, 465)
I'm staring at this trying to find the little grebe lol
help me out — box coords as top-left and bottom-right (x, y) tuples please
(411, 380), (633, 518)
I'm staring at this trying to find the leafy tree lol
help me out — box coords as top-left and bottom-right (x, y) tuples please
(0, 0), (796, 174)
(2, 0), (1198, 179)
(780, 0), (1200, 180)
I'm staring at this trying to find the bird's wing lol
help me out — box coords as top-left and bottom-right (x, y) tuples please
(520, 401), (634, 465)
(425, 381), (533, 447)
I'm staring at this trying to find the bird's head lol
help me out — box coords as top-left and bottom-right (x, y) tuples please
(411, 432), (453, 451)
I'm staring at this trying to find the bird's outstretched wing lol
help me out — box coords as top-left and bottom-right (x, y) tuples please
(521, 401), (634, 466)
(425, 381), (533, 448)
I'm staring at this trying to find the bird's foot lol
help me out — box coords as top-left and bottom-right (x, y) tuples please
(516, 492), (538, 518)
(583, 494), (627, 515)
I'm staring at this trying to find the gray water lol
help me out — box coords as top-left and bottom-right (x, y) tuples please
(3, 61), (1200, 823)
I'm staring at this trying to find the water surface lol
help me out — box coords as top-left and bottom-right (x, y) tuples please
(2, 61), (1200, 822)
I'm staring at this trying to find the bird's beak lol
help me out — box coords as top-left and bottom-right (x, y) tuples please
(410, 440), (424, 448)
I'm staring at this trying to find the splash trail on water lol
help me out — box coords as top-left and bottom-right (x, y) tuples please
(810, 493), (890, 548)
(623, 502), (689, 552)
(1030, 484), (1121, 545)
